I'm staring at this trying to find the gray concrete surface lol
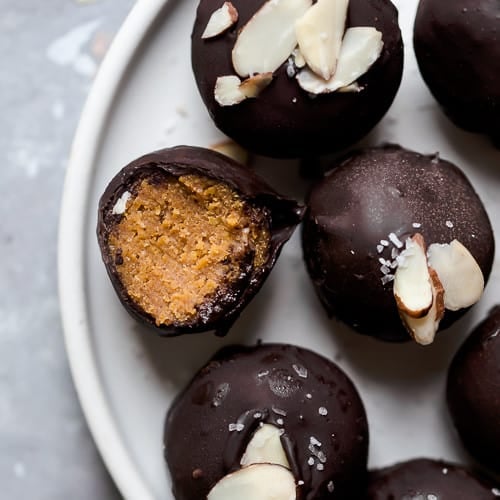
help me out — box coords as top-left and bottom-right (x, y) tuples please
(1, 1), (135, 498)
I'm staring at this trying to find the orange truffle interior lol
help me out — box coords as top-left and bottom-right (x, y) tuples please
(107, 173), (270, 326)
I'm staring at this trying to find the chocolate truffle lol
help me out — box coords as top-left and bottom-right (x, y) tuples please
(366, 458), (499, 499)
(164, 343), (369, 499)
(302, 145), (494, 343)
(97, 146), (303, 336)
(191, 0), (403, 158)
(447, 306), (500, 474)
(414, 0), (500, 146)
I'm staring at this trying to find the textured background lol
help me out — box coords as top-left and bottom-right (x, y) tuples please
(1, 1), (134, 498)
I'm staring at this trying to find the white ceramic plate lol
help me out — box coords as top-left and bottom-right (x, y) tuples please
(58, 0), (500, 499)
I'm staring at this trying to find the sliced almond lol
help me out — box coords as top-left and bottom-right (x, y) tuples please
(207, 463), (296, 500)
(239, 72), (273, 97)
(214, 73), (272, 106)
(296, 27), (383, 94)
(401, 267), (445, 346)
(232, 0), (312, 77)
(210, 140), (249, 165)
(240, 424), (290, 469)
(338, 82), (362, 93)
(202, 2), (238, 39)
(295, 0), (348, 80)
(427, 240), (484, 311)
(214, 75), (245, 106)
(393, 234), (433, 318)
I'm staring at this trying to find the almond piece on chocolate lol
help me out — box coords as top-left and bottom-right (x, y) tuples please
(207, 463), (296, 500)
(240, 424), (290, 469)
(295, 0), (348, 80)
(296, 27), (383, 94)
(393, 234), (433, 318)
(202, 2), (238, 39)
(427, 240), (484, 311)
(401, 267), (445, 346)
(232, 0), (312, 78)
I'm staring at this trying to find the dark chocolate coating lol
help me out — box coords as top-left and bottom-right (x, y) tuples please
(164, 343), (369, 500)
(191, 0), (403, 158)
(302, 145), (494, 342)
(366, 458), (499, 499)
(414, 0), (500, 146)
(97, 146), (304, 337)
(447, 306), (500, 474)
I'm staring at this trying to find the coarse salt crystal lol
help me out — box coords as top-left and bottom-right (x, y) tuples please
(376, 244), (384, 254)
(292, 364), (308, 378)
(318, 407), (328, 416)
(388, 232), (403, 248)
(446, 220), (454, 228)
(308, 457), (315, 466)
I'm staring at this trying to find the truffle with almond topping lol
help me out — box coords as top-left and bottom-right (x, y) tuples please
(367, 458), (499, 499)
(191, 0), (403, 158)
(97, 146), (304, 336)
(302, 145), (494, 343)
(414, 0), (500, 146)
(164, 343), (369, 499)
(447, 306), (500, 475)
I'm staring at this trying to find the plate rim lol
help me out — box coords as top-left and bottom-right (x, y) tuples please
(58, 1), (167, 499)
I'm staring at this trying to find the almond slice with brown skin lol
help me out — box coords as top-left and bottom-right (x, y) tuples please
(240, 424), (290, 468)
(393, 234), (433, 318)
(232, 0), (312, 78)
(401, 267), (445, 346)
(207, 463), (296, 500)
(427, 240), (484, 311)
(214, 73), (273, 106)
(296, 27), (383, 94)
(202, 2), (238, 39)
(295, 0), (348, 80)
(239, 72), (273, 97)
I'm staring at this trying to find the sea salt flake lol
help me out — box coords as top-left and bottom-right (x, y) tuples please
(316, 463), (324, 471)
(445, 220), (454, 228)
(253, 412), (262, 419)
(276, 418), (284, 425)
(308, 457), (315, 466)
(381, 274), (394, 285)
(292, 364), (308, 378)
(381, 265), (391, 275)
(298, 480), (304, 486)
(306, 393), (312, 399)
(442, 468), (448, 475)
(327, 481), (334, 492)
(377, 244), (384, 253)
(318, 406), (328, 416)
(272, 406), (287, 416)
(412, 222), (421, 228)
(228, 423), (244, 432)
(492, 488), (500, 496)
(388, 232), (403, 248)
(310, 436), (322, 447)
(380, 239), (389, 247)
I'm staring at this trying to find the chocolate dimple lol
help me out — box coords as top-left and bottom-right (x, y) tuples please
(191, 0), (403, 158)
(366, 458), (499, 499)
(447, 306), (500, 475)
(97, 146), (304, 337)
(302, 145), (494, 342)
(164, 343), (369, 500)
(414, 0), (500, 145)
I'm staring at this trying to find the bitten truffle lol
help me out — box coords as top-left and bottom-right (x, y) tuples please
(414, 0), (500, 146)
(97, 146), (304, 336)
(302, 145), (494, 343)
(191, 0), (403, 158)
(447, 306), (500, 475)
(366, 458), (500, 499)
(164, 343), (369, 499)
